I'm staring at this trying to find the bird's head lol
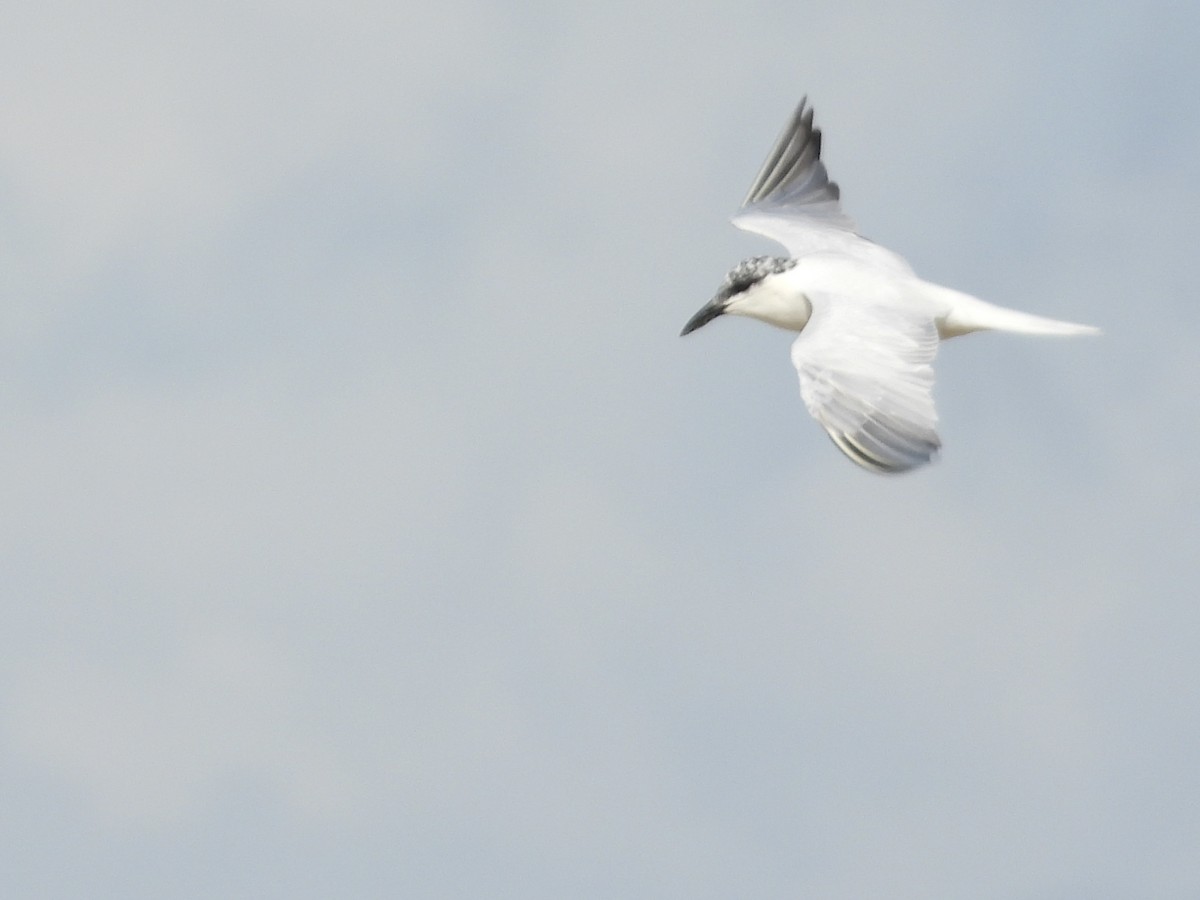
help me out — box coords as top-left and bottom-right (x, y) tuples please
(680, 255), (800, 335)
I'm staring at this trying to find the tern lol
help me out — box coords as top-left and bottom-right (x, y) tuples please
(681, 99), (1098, 473)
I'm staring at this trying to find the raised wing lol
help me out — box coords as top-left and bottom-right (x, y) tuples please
(733, 99), (912, 276)
(791, 296), (940, 473)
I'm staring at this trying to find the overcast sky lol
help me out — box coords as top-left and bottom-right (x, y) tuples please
(1, 1), (1199, 897)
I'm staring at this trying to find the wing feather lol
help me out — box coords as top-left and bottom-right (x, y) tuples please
(791, 297), (941, 473)
(733, 99), (912, 276)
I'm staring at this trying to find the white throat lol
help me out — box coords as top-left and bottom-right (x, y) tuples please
(724, 267), (812, 332)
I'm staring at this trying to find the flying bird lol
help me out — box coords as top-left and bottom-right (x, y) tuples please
(681, 99), (1098, 473)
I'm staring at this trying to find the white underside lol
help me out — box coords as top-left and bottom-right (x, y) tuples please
(724, 257), (1099, 340)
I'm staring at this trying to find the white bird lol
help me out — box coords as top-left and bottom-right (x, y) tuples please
(681, 98), (1099, 473)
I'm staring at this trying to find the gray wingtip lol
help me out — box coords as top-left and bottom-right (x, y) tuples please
(826, 427), (941, 474)
(740, 96), (842, 211)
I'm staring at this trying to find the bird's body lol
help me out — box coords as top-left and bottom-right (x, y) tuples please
(681, 99), (1098, 473)
(725, 253), (1096, 339)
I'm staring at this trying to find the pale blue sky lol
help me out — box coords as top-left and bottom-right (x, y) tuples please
(1, 1), (1199, 897)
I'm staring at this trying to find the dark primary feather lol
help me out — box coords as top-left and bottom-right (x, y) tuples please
(732, 99), (912, 280)
(741, 97), (842, 211)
